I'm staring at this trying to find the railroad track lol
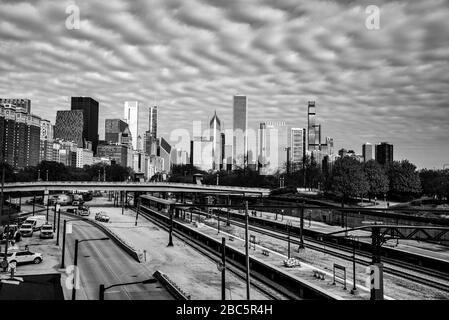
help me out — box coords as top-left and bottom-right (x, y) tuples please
(190, 209), (449, 293)
(131, 206), (294, 300)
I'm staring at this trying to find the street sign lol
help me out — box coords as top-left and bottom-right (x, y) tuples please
(66, 223), (72, 234)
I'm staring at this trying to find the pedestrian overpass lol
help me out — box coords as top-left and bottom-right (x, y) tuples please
(2, 181), (270, 197)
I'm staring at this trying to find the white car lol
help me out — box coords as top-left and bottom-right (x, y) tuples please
(0, 250), (43, 265)
(39, 224), (54, 239)
(19, 223), (34, 237)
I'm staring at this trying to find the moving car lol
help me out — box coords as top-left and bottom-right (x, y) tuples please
(39, 224), (54, 239)
(95, 212), (110, 222)
(24, 217), (46, 231)
(0, 250), (43, 265)
(78, 205), (90, 216)
(19, 223), (34, 237)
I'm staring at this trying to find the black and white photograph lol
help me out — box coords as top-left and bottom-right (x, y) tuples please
(0, 0), (448, 311)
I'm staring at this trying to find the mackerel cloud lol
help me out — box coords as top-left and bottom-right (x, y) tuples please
(0, 0), (448, 168)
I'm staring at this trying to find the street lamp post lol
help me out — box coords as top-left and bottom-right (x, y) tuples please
(168, 205), (174, 247)
(350, 236), (358, 294)
(72, 237), (110, 300)
(99, 279), (157, 300)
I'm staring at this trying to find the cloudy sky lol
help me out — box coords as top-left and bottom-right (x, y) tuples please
(0, 0), (448, 169)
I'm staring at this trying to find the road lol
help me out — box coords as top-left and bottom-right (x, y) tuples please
(61, 215), (174, 300)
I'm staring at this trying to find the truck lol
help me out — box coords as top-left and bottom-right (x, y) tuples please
(56, 194), (73, 206)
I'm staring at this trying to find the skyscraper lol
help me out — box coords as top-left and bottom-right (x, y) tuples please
(307, 101), (321, 151)
(71, 97), (99, 154)
(123, 101), (150, 151)
(54, 110), (84, 147)
(291, 128), (306, 165)
(363, 143), (374, 162)
(40, 119), (54, 162)
(259, 121), (290, 174)
(149, 106), (158, 139)
(375, 142), (394, 165)
(233, 95), (247, 168)
(210, 111), (222, 170)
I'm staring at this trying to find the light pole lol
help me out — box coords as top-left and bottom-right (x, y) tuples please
(244, 201), (250, 300)
(72, 237), (110, 300)
(168, 205), (174, 247)
(46, 170), (49, 181)
(61, 217), (90, 268)
(350, 236), (358, 294)
(99, 278), (157, 300)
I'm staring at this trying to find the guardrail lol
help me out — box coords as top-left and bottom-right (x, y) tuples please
(63, 211), (141, 263)
(153, 270), (191, 300)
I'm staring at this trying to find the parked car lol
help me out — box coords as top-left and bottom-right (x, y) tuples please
(95, 212), (110, 222)
(66, 208), (77, 214)
(0, 250), (43, 265)
(40, 224), (54, 239)
(19, 223), (34, 237)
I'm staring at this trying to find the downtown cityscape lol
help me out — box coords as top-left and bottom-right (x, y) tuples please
(0, 0), (448, 312)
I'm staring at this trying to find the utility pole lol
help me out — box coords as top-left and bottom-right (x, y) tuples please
(168, 205), (174, 247)
(72, 239), (79, 300)
(221, 237), (226, 300)
(351, 236), (357, 294)
(244, 201), (250, 300)
(61, 220), (67, 268)
(56, 209), (61, 246)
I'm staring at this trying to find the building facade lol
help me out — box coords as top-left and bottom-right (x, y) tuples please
(210, 111), (222, 171)
(363, 143), (374, 162)
(0, 99), (31, 113)
(375, 142), (394, 165)
(97, 144), (128, 167)
(291, 128), (306, 165)
(123, 101), (150, 151)
(54, 110), (84, 147)
(71, 97), (99, 154)
(233, 95), (247, 168)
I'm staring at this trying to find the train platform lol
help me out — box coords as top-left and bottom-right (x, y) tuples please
(86, 206), (271, 300)
(227, 209), (449, 263)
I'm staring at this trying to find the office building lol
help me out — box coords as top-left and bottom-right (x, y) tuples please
(0, 99), (31, 113)
(76, 148), (94, 168)
(363, 143), (374, 162)
(97, 144), (128, 167)
(291, 128), (306, 164)
(307, 101), (321, 151)
(105, 119), (132, 145)
(259, 121), (289, 174)
(40, 119), (54, 162)
(149, 106), (158, 139)
(123, 101), (150, 151)
(210, 111), (222, 170)
(375, 142), (394, 165)
(54, 110), (84, 146)
(159, 137), (172, 173)
(71, 97), (99, 154)
(233, 95), (247, 168)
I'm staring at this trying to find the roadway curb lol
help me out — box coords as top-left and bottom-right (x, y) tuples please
(63, 212), (141, 263)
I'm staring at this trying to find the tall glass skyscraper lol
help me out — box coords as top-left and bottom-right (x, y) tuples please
(375, 142), (393, 165)
(123, 101), (150, 151)
(210, 111), (222, 171)
(233, 95), (247, 168)
(149, 106), (158, 139)
(71, 97), (99, 154)
(291, 128), (306, 164)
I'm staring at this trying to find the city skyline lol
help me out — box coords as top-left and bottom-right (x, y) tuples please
(0, 0), (448, 169)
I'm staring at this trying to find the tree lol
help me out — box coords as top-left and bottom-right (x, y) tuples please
(386, 160), (422, 200)
(363, 160), (389, 201)
(420, 169), (449, 201)
(328, 157), (369, 205)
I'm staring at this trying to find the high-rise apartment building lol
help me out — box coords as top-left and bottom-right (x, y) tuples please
(362, 143), (374, 162)
(375, 142), (394, 165)
(54, 110), (84, 147)
(0, 104), (41, 168)
(71, 97), (99, 154)
(291, 128), (306, 164)
(210, 111), (222, 171)
(0, 99), (31, 113)
(123, 101), (150, 151)
(233, 95), (247, 168)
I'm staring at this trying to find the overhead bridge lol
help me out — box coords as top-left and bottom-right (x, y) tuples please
(2, 181), (270, 196)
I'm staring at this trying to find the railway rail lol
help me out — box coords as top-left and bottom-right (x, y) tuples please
(189, 208), (449, 293)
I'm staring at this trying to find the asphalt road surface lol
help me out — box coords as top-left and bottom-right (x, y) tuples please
(62, 215), (174, 300)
